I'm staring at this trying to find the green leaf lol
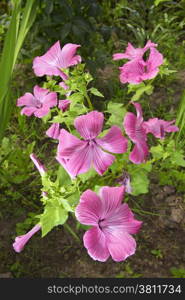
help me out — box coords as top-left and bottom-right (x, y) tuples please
(131, 84), (154, 101)
(170, 151), (185, 167)
(106, 102), (126, 127)
(150, 144), (164, 160)
(89, 87), (104, 97)
(57, 165), (71, 186)
(68, 92), (84, 101)
(131, 171), (150, 196)
(40, 206), (68, 237)
(154, 0), (170, 6)
(59, 197), (73, 212)
(78, 168), (97, 183)
(66, 191), (80, 209)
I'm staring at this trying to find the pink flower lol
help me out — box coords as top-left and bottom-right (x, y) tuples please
(17, 85), (57, 118)
(58, 99), (71, 112)
(143, 118), (179, 139)
(123, 102), (179, 164)
(56, 111), (128, 177)
(13, 224), (41, 253)
(124, 102), (149, 164)
(33, 41), (81, 80)
(46, 123), (60, 139)
(75, 186), (142, 262)
(113, 40), (157, 61)
(113, 40), (163, 84)
(117, 172), (132, 194)
(30, 153), (46, 176)
(59, 82), (71, 97)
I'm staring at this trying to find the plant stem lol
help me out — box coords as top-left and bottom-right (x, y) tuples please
(63, 223), (81, 244)
(85, 93), (93, 110)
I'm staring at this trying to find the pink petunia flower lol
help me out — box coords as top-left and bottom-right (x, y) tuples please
(33, 41), (81, 80)
(56, 111), (128, 177)
(13, 224), (41, 253)
(30, 153), (47, 176)
(75, 186), (142, 262)
(46, 123), (60, 139)
(124, 102), (149, 164)
(17, 85), (57, 118)
(113, 40), (163, 84)
(58, 99), (71, 112)
(143, 118), (179, 139)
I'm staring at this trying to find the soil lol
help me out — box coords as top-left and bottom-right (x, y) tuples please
(0, 183), (185, 278)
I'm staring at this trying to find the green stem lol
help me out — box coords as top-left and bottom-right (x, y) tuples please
(63, 223), (81, 244)
(85, 92), (93, 110)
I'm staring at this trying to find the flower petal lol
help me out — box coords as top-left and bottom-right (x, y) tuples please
(17, 93), (36, 107)
(143, 40), (157, 51)
(129, 142), (149, 164)
(146, 47), (163, 70)
(13, 224), (41, 253)
(60, 43), (81, 68)
(96, 126), (128, 154)
(30, 153), (46, 176)
(143, 118), (179, 139)
(75, 189), (102, 225)
(92, 145), (115, 175)
(74, 111), (104, 140)
(34, 107), (50, 118)
(41, 92), (57, 107)
(64, 142), (92, 176)
(113, 42), (144, 61)
(132, 102), (143, 122)
(57, 129), (85, 157)
(58, 99), (71, 112)
(56, 156), (75, 179)
(119, 59), (145, 84)
(46, 123), (60, 139)
(20, 107), (37, 116)
(33, 85), (48, 100)
(124, 112), (146, 144)
(83, 227), (110, 262)
(99, 186), (125, 218)
(105, 228), (136, 262)
(102, 203), (142, 233)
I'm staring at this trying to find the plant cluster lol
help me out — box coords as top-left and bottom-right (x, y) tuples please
(12, 39), (180, 263)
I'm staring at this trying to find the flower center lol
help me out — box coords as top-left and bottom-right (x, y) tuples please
(87, 139), (97, 146)
(98, 218), (105, 230)
(35, 99), (42, 109)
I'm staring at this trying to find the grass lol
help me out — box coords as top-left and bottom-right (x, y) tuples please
(0, 0), (38, 140)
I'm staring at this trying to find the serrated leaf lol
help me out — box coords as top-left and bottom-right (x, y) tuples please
(40, 206), (68, 237)
(131, 84), (154, 101)
(59, 197), (74, 212)
(89, 87), (104, 97)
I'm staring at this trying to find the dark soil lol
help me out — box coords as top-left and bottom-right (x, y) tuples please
(0, 183), (185, 278)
